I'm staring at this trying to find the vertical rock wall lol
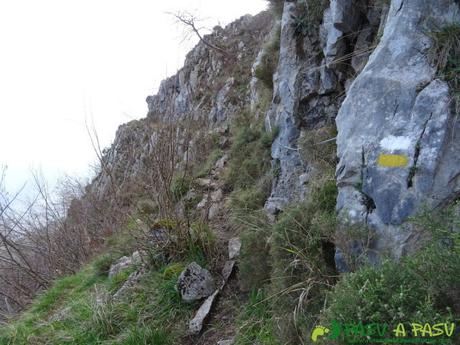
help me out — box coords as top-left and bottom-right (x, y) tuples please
(334, 0), (460, 268)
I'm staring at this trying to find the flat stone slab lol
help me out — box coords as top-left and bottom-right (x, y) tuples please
(189, 290), (219, 334)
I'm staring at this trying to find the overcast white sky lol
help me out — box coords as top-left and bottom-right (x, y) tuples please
(0, 0), (267, 198)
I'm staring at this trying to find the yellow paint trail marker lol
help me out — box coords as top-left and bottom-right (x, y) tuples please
(377, 154), (409, 167)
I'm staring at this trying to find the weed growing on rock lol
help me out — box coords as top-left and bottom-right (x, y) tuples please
(429, 23), (460, 109)
(266, 0), (285, 18)
(226, 111), (277, 211)
(291, 0), (329, 37)
(255, 25), (281, 89)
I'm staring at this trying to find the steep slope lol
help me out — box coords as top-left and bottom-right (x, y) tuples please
(1, 1), (460, 345)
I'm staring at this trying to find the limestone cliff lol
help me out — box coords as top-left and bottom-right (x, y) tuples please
(94, 0), (460, 270)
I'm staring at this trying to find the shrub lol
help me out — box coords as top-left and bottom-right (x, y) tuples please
(238, 211), (273, 291)
(93, 253), (122, 277)
(266, 0), (284, 18)
(229, 175), (272, 211)
(291, 0), (329, 37)
(136, 198), (158, 216)
(254, 26), (281, 89)
(234, 290), (280, 345)
(428, 23), (460, 108)
(225, 112), (276, 191)
(170, 176), (190, 201)
(189, 220), (216, 257)
(194, 148), (223, 178)
(321, 207), (460, 344)
(269, 181), (338, 343)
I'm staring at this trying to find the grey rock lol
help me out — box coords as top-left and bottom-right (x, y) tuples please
(195, 178), (213, 188)
(209, 78), (235, 123)
(335, 0), (460, 265)
(211, 189), (224, 202)
(331, 0), (361, 33)
(228, 237), (241, 260)
(319, 64), (338, 94)
(264, 2), (307, 213)
(351, 27), (374, 74)
(184, 189), (198, 202)
(178, 262), (215, 302)
(131, 251), (142, 265)
(321, 0), (362, 66)
(113, 269), (146, 300)
(208, 203), (220, 219)
(189, 290), (219, 334)
(265, 1), (343, 213)
(220, 260), (235, 288)
(197, 196), (209, 210)
(217, 340), (234, 345)
(108, 256), (132, 278)
(214, 154), (228, 170)
(49, 307), (71, 322)
(108, 251), (144, 278)
(320, 5), (345, 65)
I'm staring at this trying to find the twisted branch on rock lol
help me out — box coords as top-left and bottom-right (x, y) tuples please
(170, 11), (233, 59)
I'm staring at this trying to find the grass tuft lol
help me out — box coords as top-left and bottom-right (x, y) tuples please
(429, 23), (460, 108)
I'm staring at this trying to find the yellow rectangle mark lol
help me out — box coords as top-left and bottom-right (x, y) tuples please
(377, 154), (409, 167)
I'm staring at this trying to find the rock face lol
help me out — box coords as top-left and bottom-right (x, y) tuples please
(178, 262), (215, 302)
(264, 0), (352, 214)
(335, 0), (460, 268)
(146, 14), (272, 122)
(83, 0), (459, 278)
(88, 12), (273, 204)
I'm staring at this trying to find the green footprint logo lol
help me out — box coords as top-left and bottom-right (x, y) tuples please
(311, 326), (330, 342)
